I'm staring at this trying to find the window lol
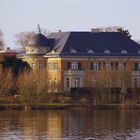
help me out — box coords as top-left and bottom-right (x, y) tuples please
(38, 48), (44, 53)
(31, 63), (36, 70)
(66, 78), (70, 88)
(67, 62), (82, 70)
(118, 62), (126, 70)
(39, 63), (44, 70)
(88, 50), (94, 54)
(121, 50), (128, 54)
(74, 78), (80, 87)
(116, 79), (124, 87)
(71, 49), (77, 53)
(49, 79), (51, 85)
(106, 79), (112, 88)
(53, 63), (58, 70)
(104, 50), (111, 54)
(48, 63), (52, 70)
(90, 62), (98, 71)
(134, 63), (138, 70)
(71, 62), (78, 70)
(92, 79), (97, 87)
(133, 78), (139, 88)
(134, 78), (138, 88)
(106, 62), (111, 70)
(54, 77), (57, 86)
(115, 62), (118, 70)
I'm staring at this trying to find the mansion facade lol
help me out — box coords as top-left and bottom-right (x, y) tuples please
(20, 29), (140, 93)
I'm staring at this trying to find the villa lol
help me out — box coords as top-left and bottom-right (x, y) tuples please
(20, 28), (140, 93)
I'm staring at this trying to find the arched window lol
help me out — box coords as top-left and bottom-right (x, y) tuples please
(121, 50), (128, 54)
(88, 50), (94, 54)
(104, 50), (111, 54)
(71, 49), (77, 53)
(74, 78), (80, 87)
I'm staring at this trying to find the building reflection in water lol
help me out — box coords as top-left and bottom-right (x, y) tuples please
(0, 110), (140, 139)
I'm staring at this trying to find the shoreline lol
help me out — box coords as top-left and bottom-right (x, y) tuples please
(0, 103), (140, 110)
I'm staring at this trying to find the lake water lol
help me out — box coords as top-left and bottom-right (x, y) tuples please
(0, 110), (140, 140)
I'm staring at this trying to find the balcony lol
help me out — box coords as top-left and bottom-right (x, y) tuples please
(64, 70), (84, 76)
(131, 70), (140, 76)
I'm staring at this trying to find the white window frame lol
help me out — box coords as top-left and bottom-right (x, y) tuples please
(39, 63), (44, 70)
(104, 50), (111, 54)
(74, 78), (80, 87)
(54, 63), (58, 70)
(31, 63), (36, 70)
(118, 62), (124, 70)
(106, 62), (111, 70)
(93, 63), (98, 71)
(48, 63), (52, 70)
(71, 62), (78, 70)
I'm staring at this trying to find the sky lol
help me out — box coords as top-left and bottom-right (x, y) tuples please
(0, 0), (140, 49)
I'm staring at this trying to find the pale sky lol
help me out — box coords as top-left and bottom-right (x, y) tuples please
(0, 0), (140, 48)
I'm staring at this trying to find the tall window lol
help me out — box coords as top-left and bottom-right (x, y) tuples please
(106, 62), (111, 70)
(115, 62), (118, 70)
(135, 63), (140, 70)
(31, 63), (36, 70)
(90, 62), (98, 71)
(66, 78), (70, 88)
(48, 63), (52, 70)
(118, 62), (126, 70)
(53, 63), (58, 70)
(54, 77), (57, 86)
(92, 79), (97, 87)
(106, 79), (111, 88)
(39, 63), (44, 70)
(74, 78), (80, 87)
(67, 62), (81, 70)
(71, 62), (78, 70)
(133, 78), (138, 88)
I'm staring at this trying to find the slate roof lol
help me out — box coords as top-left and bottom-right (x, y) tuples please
(45, 31), (140, 56)
(28, 33), (54, 47)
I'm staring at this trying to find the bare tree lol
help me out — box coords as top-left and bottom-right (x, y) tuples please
(15, 28), (50, 49)
(0, 30), (5, 50)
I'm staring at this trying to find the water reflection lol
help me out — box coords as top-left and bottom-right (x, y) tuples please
(0, 110), (140, 139)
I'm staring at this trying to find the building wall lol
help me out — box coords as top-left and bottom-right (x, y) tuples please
(60, 57), (140, 92)
(23, 56), (46, 70)
(22, 55), (140, 93)
(46, 58), (63, 93)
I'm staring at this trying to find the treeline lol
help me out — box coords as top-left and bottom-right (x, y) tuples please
(0, 56), (139, 105)
(0, 56), (50, 103)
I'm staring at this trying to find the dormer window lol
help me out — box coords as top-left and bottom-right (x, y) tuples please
(51, 50), (55, 53)
(71, 49), (77, 53)
(88, 50), (94, 54)
(121, 50), (128, 54)
(104, 50), (111, 54)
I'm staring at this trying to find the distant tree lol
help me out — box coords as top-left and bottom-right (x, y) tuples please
(0, 56), (30, 76)
(0, 30), (5, 49)
(117, 28), (132, 38)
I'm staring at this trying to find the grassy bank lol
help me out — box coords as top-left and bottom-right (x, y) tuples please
(1, 103), (140, 110)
